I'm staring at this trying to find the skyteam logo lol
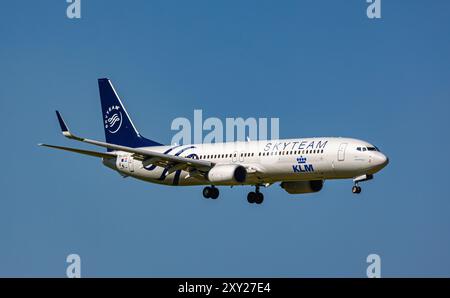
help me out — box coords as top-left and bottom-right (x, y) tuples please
(104, 105), (123, 134)
(293, 156), (314, 173)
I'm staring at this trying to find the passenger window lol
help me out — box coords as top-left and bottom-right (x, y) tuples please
(363, 148), (367, 151)
(357, 147), (361, 151)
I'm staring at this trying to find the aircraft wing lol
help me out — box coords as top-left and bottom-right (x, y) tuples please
(38, 143), (117, 159)
(52, 111), (214, 172)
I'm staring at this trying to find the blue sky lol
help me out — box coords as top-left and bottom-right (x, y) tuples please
(1, 0), (450, 277)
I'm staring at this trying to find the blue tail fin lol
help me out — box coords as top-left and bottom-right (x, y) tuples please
(98, 78), (163, 150)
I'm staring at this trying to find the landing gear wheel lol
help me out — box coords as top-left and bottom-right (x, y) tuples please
(247, 189), (264, 204)
(203, 187), (212, 198)
(247, 192), (257, 204)
(210, 187), (219, 199)
(352, 185), (362, 194)
(203, 186), (219, 199)
(255, 192), (264, 204)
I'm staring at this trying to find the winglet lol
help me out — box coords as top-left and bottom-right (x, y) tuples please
(55, 111), (83, 140)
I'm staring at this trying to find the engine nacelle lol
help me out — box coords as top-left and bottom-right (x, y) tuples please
(207, 164), (247, 184)
(280, 180), (324, 194)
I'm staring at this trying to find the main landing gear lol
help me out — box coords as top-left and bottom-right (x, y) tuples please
(247, 185), (264, 205)
(203, 186), (219, 199)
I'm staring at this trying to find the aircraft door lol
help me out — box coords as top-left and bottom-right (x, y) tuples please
(117, 156), (128, 170)
(337, 143), (347, 161)
(128, 157), (135, 172)
(232, 151), (238, 163)
(117, 155), (134, 173)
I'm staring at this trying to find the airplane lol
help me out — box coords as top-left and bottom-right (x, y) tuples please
(39, 78), (389, 204)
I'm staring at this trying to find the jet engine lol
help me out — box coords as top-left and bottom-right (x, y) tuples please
(280, 180), (324, 194)
(207, 164), (247, 184)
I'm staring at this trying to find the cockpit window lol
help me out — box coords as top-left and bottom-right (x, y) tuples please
(358, 145), (380, 152)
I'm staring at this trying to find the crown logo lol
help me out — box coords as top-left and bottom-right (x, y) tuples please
(297, 156), (307, 164)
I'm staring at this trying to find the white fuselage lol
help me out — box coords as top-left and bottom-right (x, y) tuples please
(102, 137), (389, 187)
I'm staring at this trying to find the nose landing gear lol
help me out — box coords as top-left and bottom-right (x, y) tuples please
(351, 174), (373, 194)
(352, 185), (362, 194)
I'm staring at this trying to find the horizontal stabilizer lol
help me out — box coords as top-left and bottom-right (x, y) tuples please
(39, 144), (117, 159)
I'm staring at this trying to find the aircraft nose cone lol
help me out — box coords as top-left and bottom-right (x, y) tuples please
(376, 153), (389, 168)
(368, 153), (389, 174)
